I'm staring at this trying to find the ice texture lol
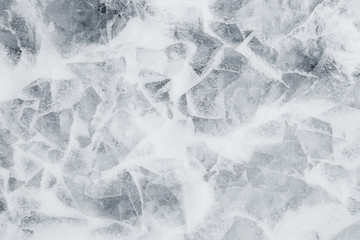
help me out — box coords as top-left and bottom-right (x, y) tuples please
(1, 0), (360, 239)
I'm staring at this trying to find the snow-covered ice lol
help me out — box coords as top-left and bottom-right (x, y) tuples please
(1, 0), (360, 239)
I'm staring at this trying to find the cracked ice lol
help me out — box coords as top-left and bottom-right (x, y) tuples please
(1, 0), (360, 240)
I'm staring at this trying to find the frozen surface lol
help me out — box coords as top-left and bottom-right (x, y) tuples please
(1, 0), (360, 239)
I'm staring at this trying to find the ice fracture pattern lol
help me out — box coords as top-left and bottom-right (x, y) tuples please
(1, 0), (360, 239)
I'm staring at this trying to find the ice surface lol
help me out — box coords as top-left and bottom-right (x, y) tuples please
(222, 217), (269, 240)
(194, 141), (219, 171)
(0, 196), (7, 214)
(187, 69), (240, 119)
(1, 0), (360, 239)
(165, 43), (188, 61)
(250, 141), (308, 174)
(92, 222), (125, 237)
(211, 0), (250, 20)
(143, 78), (171, 102)
(175, 27), (223, 75)
(8, 176), (24, 192)
(75, 170), (143, 220)
(248, 37), (278, 65)
(219, 48), (248, 72)
(0, 2), (37, 63)
(34, 109), (74, 150)
(73, 87), (102, 121)
(331, 221), (360, 240)
(277, 38), (324, 73)
(23, 80), (52, 112)
(210, 22), (244, 48)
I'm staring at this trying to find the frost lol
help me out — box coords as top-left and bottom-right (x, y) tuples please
(1, 0), (360, 239)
